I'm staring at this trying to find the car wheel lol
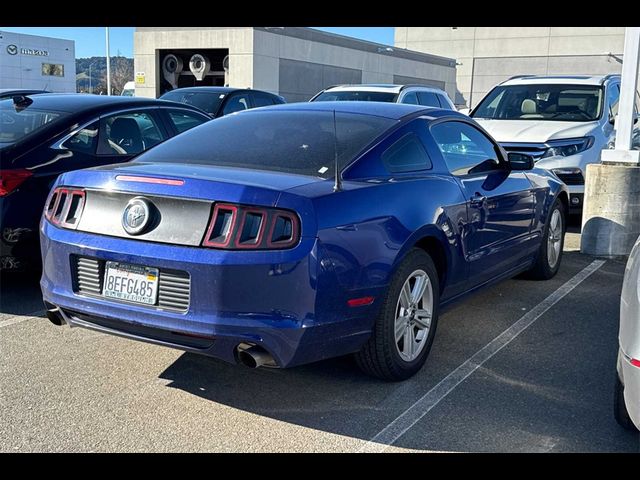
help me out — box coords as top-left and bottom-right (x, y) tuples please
(355, 248), (439, 381)
(614, 373), (637, 431)
(526, 199), (565, 280)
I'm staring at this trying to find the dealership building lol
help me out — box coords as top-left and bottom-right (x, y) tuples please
(133, 27), (457, 102)
(395, 27), (627, 108)
(0, 30), (76, 92)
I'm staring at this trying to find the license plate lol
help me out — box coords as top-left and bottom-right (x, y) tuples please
(103, 261), (159, 305)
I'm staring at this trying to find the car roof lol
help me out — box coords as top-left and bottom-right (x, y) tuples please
(323, 84), (447, 94)
(160, 87), (280, 96)
(501, 74), (620, 86)
(0, 88), (49, 94)
(0, 93), (191, 113)
(248, 101), (459, 121)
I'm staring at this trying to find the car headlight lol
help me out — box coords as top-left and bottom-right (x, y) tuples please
(541, 136), (594, 158)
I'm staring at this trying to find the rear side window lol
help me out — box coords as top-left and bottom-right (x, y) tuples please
(167, 110), (207, 134)
(222, 93), (250, 115)
(382, 132), (432, 173)
(402, 92), (419, 105)
(417, 91), (440, 108)
(98, 111), (164, 156)
(62, 121), (99, 154)
(437, 95), (451, 109)
(252, 92), (277, 107)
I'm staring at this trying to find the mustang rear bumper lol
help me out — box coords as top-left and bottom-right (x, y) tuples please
(40, 221), (381, 368)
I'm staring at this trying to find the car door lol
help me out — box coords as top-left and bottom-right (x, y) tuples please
(429, 119), (536, 287)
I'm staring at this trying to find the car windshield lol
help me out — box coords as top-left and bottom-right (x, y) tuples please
(472, 84), (604, 122)
(134, 110), (397, 178)
(160, 91), (224, 116)
(313, 91), (398, 102)
(0, 99), (67, 146)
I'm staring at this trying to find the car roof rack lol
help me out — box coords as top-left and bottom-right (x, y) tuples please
(501, 75), (535, 84)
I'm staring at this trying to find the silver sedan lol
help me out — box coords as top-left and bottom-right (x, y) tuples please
(616, 237), (640, 432)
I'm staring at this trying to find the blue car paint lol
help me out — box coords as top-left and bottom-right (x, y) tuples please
(40, 103), (568, 368)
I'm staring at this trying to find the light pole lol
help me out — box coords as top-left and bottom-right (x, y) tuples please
(105, 27), (111, 96)
(88, 62), (96, 94)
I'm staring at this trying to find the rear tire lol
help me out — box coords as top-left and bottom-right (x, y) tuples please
(526, 199), (565, 280)
(614, 373), (637, 431)
(355, 248), (439, 381)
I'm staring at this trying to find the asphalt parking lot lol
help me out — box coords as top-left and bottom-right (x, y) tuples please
(1, 220), (639, 452)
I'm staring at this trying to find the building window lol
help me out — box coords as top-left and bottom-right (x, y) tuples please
(42, 63), (64, 77)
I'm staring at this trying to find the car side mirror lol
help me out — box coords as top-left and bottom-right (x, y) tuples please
(507, 152), (534, 170)
(609, 114), (638, 126)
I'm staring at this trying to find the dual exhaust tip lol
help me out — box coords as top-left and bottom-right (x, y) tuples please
(44, 302), (276, 369)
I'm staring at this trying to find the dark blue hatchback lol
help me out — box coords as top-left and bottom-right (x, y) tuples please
(40, 102), (568, 380)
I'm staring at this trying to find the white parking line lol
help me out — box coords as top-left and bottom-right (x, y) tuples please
(358, 259), (606, 453)
(0, 310), (45, 329)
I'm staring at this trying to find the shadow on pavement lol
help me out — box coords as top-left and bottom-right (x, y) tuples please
(0, 270), (44, 316)
(157, 251), (639, 452)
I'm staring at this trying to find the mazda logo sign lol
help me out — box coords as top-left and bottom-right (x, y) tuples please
(6, 44), (18, 55)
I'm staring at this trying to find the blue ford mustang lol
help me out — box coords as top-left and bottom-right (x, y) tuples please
(40, 102), (568, 380)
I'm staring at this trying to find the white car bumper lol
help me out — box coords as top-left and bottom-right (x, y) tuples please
(618, 348), (640, 430)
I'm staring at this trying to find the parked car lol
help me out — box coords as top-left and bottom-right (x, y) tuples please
(0, 93), (210, 271)
(40, 102), (567, 380)
(615, 236), (640, 432)
(120, 82), (135, 97)
(469, 74), (640, 215)
(310, 84), (456, 110)
(159, 87), (286, 118)
(0, 88), (49, 100)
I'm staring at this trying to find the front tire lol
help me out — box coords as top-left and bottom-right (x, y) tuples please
(526, 199), (565, 280)
(355, 248), (439, 381)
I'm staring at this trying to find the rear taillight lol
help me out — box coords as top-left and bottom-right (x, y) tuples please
(0, 169), (33, 197)
(44, 187), (86, 229)
(202, 202), (300, 250)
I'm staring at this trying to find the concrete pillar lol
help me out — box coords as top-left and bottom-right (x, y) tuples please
(581, 164), (640, 256)
(582, 28), (640, 256)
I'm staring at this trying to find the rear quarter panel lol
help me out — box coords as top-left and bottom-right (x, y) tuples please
(298, 176), (468, 302)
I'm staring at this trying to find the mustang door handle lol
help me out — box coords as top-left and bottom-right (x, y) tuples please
(469, 194), (487, 207)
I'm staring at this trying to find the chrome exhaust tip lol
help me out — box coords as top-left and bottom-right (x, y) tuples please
(44, 302), (65, 326)
(237, 344), (276, 368)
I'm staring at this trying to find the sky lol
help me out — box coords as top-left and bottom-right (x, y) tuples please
(0, 27), (395, 58)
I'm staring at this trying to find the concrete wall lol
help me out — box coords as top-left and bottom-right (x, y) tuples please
(134, 27), (254, 98)
(253, 28), (457, 102)
(0, 30), (75, 92)
(134, 28), (457, 102)
(396, 27), (626, 107)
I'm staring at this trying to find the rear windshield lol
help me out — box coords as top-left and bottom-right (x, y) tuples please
(472, 84), (604, 122)
(160, 91), (222, 116)
(312, 91), (398, 103)
(134, 109), (397, 178)
(0, 99), (67, 145)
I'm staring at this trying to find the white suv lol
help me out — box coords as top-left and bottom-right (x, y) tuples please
(470, 74), (640, 215)
(310, 84), (456, 110)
